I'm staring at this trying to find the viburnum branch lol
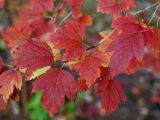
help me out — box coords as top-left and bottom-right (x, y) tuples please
(148, 3), (160, 25)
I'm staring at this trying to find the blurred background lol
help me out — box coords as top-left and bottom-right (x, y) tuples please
(0, 0), (160, 120)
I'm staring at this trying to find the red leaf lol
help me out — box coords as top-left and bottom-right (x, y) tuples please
(125, 57), (144, 74)
(32, 68), (77, 116)
(13, 39), (54, 79)
(67, 0), (85, 19)
(97, 0), (136, 15)
(95, 67), (126, 114)
(70, 50), (110, 87)
(78, 14), (93, 26)
(2, 22), (31, 49)
(107, 15), (153, 77)
(0, 70), (22, 102)
(51, 20), (86, 61)
(30, 18), (55, 38)
(77, 78), (89, 91)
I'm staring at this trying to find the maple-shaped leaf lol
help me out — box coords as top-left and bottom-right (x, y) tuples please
(97, 0), (136, 15)
(51, 20), (86, 61)
(67, 0), (84, 19)
(13, 39), (54, 80)
(107, 15), (153, 77)
(32, 68), (77, 116)
(0, 70), (22, 102)
(95, 67), (126, 114)
(2, 22), (31, 49)
(30, 18), (55, 38)
(70, 50), (110, 87)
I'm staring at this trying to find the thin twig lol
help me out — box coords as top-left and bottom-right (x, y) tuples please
(98, 29), (116, 45)
(58, 11), (72, 27)
(132, 1), (160, 16)
(148, 3), (160, 25)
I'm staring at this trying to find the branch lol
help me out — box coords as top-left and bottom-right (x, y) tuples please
(97, 1), (160, 47)
(58, 11), (72, 27)
(132, 1), (160, 15)
(148, 3), (160, 25)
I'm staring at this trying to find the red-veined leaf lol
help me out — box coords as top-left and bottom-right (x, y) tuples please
(70, 50), (110, 87)
(32, 68), (77, 116)
(0, 70), (22, 102)
(2, 22), (31, 49)
(95, 67), (126, 114)
(107, 15), (153, 78)
(67, 0), (85, 19)
(30, 18), (55, 38)
(51, 20), (86, 61)
(13, 39), (54, 80)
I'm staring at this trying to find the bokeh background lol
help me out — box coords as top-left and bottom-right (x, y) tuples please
(0, 0), (160, 120)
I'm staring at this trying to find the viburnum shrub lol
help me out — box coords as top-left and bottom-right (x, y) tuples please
(0, 0), (160, 117)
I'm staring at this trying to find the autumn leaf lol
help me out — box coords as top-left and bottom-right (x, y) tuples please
(0, 70), (22, 102)
(78, 14), (93, 26)
(95, 67), (126, 114)
(51, 20), (86, 61)
(2, 22), (31, 49)
(30, 18), (55, 38)
(70, 50), (110, 87)
(97, 0), (136, 15)
(13, 39), (54, 80)
(77, 78), (89, 91)
(107, 15), (153, 77)
(32, 68), (77, 116)
(67, 0), (84, 19)
(125, 57), (144, 74)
